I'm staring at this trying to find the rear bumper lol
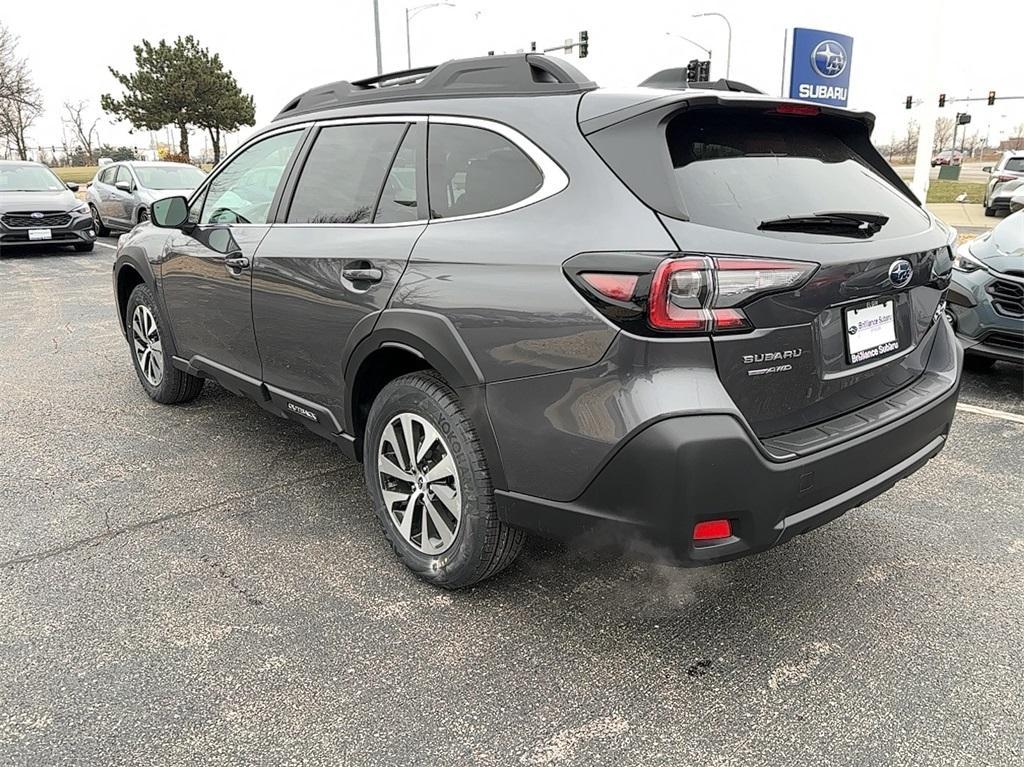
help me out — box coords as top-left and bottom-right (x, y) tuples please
(496, 320), (963, 564)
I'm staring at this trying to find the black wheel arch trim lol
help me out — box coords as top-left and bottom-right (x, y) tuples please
(343, 308), (507, 488)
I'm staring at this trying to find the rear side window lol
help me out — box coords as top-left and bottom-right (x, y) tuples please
(666, 111), (928, 237)
(374, 123), (422, 224)
(99, 167), (116, 184)
(287, 123), (406, 224)
(1005, 157), (1024, 173)
(428, 124), (542, 219)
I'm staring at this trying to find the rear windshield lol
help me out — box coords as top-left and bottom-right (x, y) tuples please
(666, 111), (928, 236)
(1004, 157), (1024, 173)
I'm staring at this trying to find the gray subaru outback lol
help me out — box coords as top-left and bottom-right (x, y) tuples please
(112, 54), (962, 588)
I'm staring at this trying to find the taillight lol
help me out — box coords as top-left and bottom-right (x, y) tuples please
(580, 272), (639, 302)
(647, 256), (816, 333)
(997, 174), (1017, 182)
(563, 252), (817, 336)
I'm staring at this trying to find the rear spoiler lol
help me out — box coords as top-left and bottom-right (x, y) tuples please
(578, 91), (875, 135)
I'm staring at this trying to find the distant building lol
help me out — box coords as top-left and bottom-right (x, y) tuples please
(998, 137), (1024, 151)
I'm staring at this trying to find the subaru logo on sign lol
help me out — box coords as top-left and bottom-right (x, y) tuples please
(789, 28), (854, 107)
(811, 40), (847, 78)
(888, 259), (913, 288)
(31, 212), (44, 219)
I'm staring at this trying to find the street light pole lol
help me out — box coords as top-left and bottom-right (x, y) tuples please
(692, 12), (732, 78)
(405, 2), (455, 70)
(664, 32), (711, 60)
(373, 0), (383, 75)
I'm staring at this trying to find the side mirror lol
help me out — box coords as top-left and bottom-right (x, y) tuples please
(151, 196), (189, 229)
(982, 166), (993, 173)
(115, 180), (133, 192)
(65, 182), (80, 192)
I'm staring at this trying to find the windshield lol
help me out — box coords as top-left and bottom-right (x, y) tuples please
(1004, 157), (1024, 173)
(134, 165), (207, 190)
(666, 111), (928, 238)
(0, 165), (66, 192)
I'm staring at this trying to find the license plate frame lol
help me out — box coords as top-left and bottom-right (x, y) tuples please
(843, 298), (900, 365)
(27, 228), (52, 241)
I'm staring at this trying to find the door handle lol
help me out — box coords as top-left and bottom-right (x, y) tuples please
(224, 255), (250, 270)
(342, 267), (383, 283)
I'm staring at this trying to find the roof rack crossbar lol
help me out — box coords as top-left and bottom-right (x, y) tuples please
(273, 53), (597, 121)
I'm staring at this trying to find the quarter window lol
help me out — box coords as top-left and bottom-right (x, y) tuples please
(114, 166), (133, 188)
(287, 123), (407, 224)
(427, 124), (543, 219)
(99, 166), (117, 185)
(200, 130), (303, 225)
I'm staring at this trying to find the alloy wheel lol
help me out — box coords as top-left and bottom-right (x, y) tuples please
(377, 412), (462, 555)
(90, 206), (103, 231)
(137, 207), (149, 223)
(131, 304), (164, 386)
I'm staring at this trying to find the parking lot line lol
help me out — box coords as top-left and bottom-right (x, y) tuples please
(93, 241), (117, 250)
(956, 402), (1024, 425)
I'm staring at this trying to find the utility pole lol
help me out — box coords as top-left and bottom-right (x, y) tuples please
(373, 0), (383, 75)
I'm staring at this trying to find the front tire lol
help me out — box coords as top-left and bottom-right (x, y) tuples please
(136, 207), (149, 224)
(364, 371), (524, 588)
(89, 204), (110, 236)
(125, 284), (204, 404)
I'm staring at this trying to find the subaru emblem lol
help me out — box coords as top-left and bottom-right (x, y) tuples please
(811, 40), (848, 79)
(888, 259), (913, 288)
(31, 212), (44, 219)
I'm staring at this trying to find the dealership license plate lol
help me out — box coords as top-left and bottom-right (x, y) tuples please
(844, 299), (899, 364)
(27, 228), (52, 241)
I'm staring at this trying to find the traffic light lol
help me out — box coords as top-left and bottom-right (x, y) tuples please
(578, 30), (589, 58)
(938, 93), (945, 108)
(988, 90), (996, 106)
(697, 60), (711, 83)
(530, 41), (536, 52)
(905, 95), (912, 110)
(686, 59), (699, 82)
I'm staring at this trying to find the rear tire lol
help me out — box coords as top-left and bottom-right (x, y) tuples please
(136, 207), (149, 224)
(364, 371), (525, 589)
(90, 204), (110, 236)
(125, 284), (204, 404)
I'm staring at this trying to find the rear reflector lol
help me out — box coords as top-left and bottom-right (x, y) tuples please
(581, 272), (639, 302)
(693, 519), (732, 541)
(776, 103), (820, 116)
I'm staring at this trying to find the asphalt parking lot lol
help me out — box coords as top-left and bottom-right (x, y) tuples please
(1, 238), (1022, 766)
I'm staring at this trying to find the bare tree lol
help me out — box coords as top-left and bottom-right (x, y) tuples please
(0, 95), (41, 159)
(899, 119), (919, 162)
(62, 100), (100, 163)
(932, 117), (954, 153)
(0, 23), (42, 159)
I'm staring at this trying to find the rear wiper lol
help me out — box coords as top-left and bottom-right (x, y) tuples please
(758, 211), (890, 238)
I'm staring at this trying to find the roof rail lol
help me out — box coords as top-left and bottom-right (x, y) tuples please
(273, 54), (597, 121)
(638, 69), (764, 95)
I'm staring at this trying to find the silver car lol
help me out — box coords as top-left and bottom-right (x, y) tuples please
(982, 151), (1024, 217)
(86, 161), (207, 234)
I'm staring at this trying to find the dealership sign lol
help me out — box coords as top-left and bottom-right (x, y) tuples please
(788, 28), (854, 107)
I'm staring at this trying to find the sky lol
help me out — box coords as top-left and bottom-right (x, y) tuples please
(4, 0), (1021, 157)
